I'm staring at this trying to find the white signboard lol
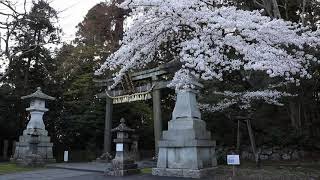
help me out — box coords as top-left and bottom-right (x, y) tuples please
(116, 143), (124, 152)
(64, 151), (69, 162)
(227, 155), (240, 165)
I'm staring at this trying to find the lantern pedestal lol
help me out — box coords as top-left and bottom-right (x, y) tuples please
(12, 133), (55, 165)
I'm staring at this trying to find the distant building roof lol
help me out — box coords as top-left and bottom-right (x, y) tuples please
(21, 87), (56, 101)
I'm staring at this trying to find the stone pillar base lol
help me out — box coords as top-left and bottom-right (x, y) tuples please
(152, 167), (217, 179)
(106, 169), (140, 176)
(13, 154), (45, 167)
(154, 121), (217, 179)
(11, 134), (55, 165)
(106, 159), (140, 176)
(95, 152), (113, 163)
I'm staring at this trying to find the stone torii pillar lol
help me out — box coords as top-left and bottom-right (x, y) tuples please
(104, 96), (113, 154)
(152, 76), (162, 156)
(96, 96), (113, 162)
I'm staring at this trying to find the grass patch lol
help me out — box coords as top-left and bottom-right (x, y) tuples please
(214, 160), (320, 179)
(0, 163), (37, 175)
(141, 168), (152, 174)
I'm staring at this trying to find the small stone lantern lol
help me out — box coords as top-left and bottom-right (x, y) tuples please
(106, 118), (140, 176)
(11, 87), (56, 165)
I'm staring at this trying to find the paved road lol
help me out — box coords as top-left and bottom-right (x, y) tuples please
(0, 169), (196, 180)
(0, 169), (97, 180)
(59, 173), (196, 180)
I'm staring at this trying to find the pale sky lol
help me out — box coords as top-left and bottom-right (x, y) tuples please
(9, 0), (105, 41)
(0, 0), (105, 73)
(50, 0), (105, 41)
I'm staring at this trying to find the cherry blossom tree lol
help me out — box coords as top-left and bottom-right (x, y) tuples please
(97, 0), (319, 86)
(96, 0), (320, 110)
(199, 90), (293, 112)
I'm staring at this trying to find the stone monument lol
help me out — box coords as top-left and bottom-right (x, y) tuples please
(106, 118), (140, 176)
(152, 88), (217, 178)
(11, 87), (56, 165)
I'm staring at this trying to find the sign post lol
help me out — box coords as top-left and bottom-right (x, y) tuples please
(64, 151), (69, 162)
(116, 143), (124, 152)
(227, 155), (240, 176)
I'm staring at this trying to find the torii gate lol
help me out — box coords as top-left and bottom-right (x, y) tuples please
(95, 62), (179, 155)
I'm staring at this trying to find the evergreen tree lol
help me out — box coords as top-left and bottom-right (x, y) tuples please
(0, 0), (61, 139)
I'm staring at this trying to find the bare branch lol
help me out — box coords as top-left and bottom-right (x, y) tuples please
(0, 0), (23, 16)
(0, 0), (28, 82)
(253, 0), (264, 8)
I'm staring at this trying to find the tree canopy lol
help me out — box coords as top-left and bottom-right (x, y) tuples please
(97, 0), (320, 92)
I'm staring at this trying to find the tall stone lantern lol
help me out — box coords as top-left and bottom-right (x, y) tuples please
(11, 87), (56, 165)
(106, 118), (140, 176)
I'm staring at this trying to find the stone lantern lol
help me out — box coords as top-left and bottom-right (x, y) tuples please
(11, 87), (56, 165)
(106, 118), (140, 176)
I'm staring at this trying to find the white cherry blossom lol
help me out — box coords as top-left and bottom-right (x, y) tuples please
(199, 90), (293, 112)
(96, 0), (320, 90)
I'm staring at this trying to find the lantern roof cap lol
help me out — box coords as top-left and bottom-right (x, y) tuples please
(112, 118), (134, 132)
(21, 87), (55, 101)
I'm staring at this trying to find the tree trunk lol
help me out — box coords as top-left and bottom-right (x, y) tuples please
(262, 0), (273, 17)
(288, 100), (302, 130)
(246, 119), (260, 167)
(256, 0), (281, 18)
(271, 0), (281, 18)
(23, 57), (31, 91)
(237, 120), (241, 154)
(35, 30), (41, 66)
(284, 0), (289, 19)
(301, 0), (307, 26)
